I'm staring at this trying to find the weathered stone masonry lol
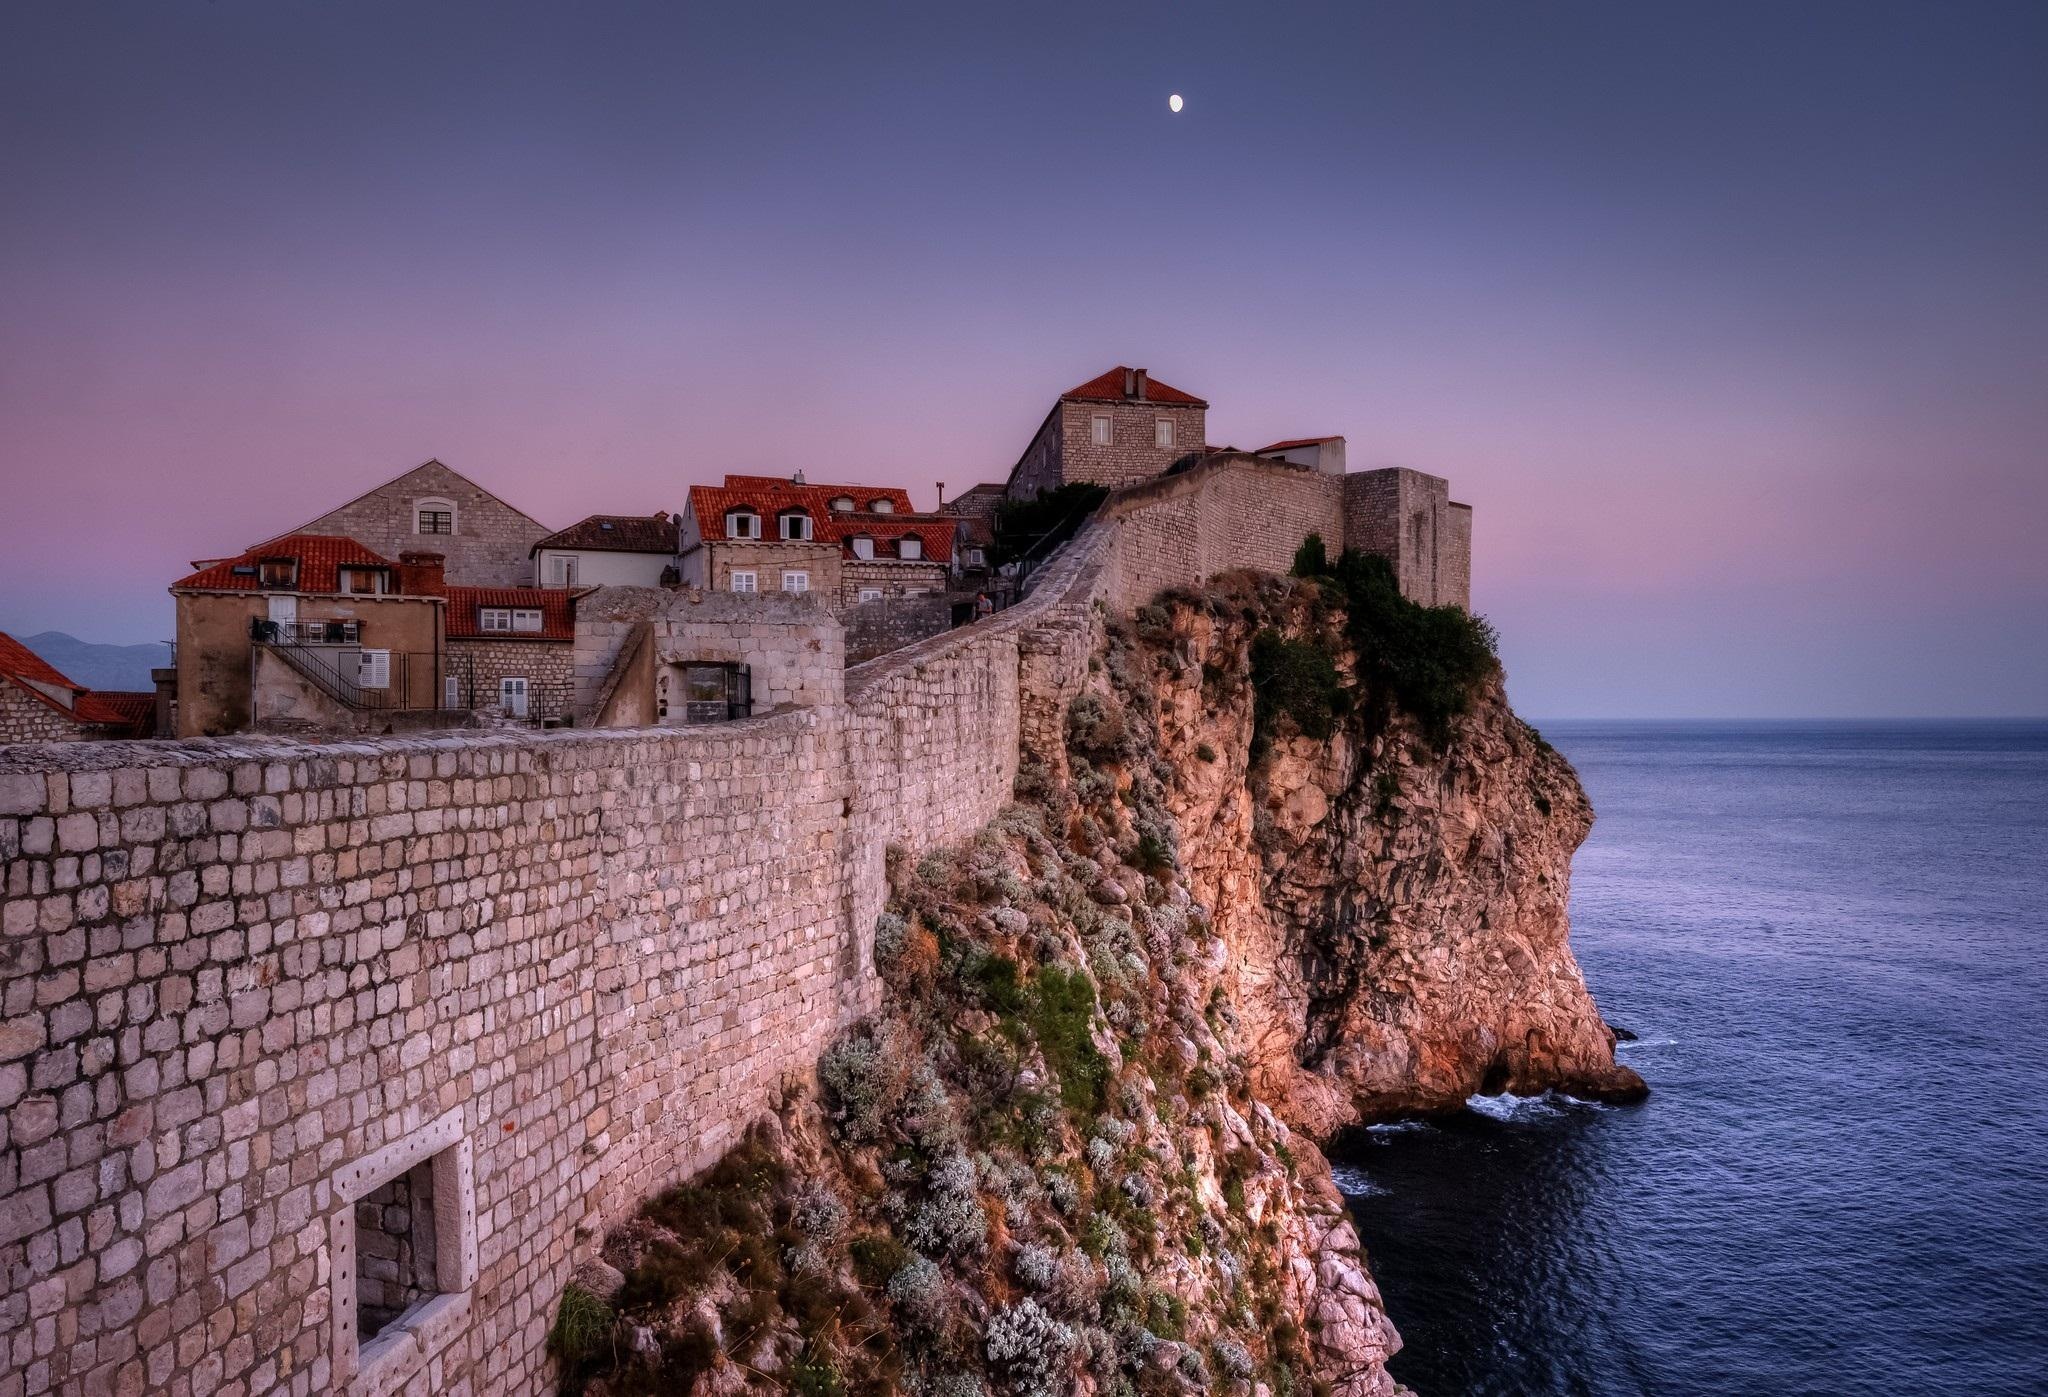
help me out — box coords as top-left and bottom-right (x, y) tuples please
(0, 460), (1365, 1397)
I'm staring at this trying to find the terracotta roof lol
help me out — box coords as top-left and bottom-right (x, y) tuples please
(532, 514), (679, 556)
(1258, 437), (1341, 453)
(1061, 366), (1206, 408)
(0, 631), (84, 694)
(442, 586), (576, 641)
(75, 691), (156, 737)
(688, 478), (953, 561)
(172, 535), (399, 593)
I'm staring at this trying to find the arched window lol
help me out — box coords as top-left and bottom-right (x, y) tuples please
(778, 508), (813, 541)
(849, 535), (875, 560)
(725, 509), (759, 540)
(829, 496), (855, 513)
(415, 498), (456, 535)
(899, 535), (924, 560)
(868, 498), (895, 514)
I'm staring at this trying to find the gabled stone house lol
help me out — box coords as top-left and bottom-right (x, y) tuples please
(1005, 366), (1209, 498)
(678, 474), (954, 611)
(285, 458), (551, 588)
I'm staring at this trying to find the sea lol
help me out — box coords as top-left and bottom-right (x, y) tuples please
(1328, 720), (2048, 1397)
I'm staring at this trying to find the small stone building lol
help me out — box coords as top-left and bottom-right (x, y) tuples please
(284, 458), (551, 588)
(570, 586), (842, 727)
(679, 474), (955, 611)
(442, 584), (577, 723)
(0, 632), (155, 743)
(1006, 366), (1209, 497)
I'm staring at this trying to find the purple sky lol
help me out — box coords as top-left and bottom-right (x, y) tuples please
(3, 2), (2043, 717)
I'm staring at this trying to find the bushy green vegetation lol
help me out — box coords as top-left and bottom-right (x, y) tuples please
(1248, 630), (1345, 749)
(990, 482), (1108, 566)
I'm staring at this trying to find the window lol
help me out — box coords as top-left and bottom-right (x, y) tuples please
(782, 571), (809, 593)
(729, 570), (757, 593)
(1092, 414), (1112, 446)
(499, 676), (529, 718)
(829, 496), (855, 513)
(725, 510), (759, 539)
(850, 535), (875, 560)
(778, 510), (812, 541)
(328, 1109), (476, 1390)
(357, 650), (391, 690)
(1155, 418), (1175, 449)
(414, 499), (456, 535)
(339, 567), (386, 595)
(546, 555), (577, 588)
(868, 498), (895, 514)
(679, 663), (751, 724)
(480, 608), (511, 632)
(512, 609), (542, 632)
(859, 588), (883, 604)
(899, 536), (923, 560)
(444, 676), (460, 710)
(266, 595), (298, 626)
(258, 558), (297, 589)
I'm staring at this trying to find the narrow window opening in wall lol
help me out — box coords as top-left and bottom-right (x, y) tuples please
(1092, 414), (1112, 446)
(356, 1160), (439, 1342)
(1155, 418), (1174, 449)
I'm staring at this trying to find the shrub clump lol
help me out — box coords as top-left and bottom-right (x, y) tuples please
(1248, 629), (1345, 748)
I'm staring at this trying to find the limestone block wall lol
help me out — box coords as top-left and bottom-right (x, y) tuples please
(650, 593), (843, 714)
(296, 461), (549, 590)
(1102, 453), (1342, 612)
(0, 688), (78, 745)
(1340, 467), (1471, 610)
(843, 593), (956, 665)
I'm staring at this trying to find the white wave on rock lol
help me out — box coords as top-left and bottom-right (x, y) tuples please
(1464, 1090), (1611, 1123)
(1326, 1162), (1387, 1198)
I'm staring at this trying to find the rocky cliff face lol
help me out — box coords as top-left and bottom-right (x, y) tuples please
(1134, 572), (1645, 1135)
(557, 569), (1637, 1397)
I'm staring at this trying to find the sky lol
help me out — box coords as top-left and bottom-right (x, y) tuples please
(1, 1), (2043, 718)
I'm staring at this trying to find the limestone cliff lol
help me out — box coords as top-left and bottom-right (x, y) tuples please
(1135, 571), (1645, 1135)
(555, 566), (1637, 1397)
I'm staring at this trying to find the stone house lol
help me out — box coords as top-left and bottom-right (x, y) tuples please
(168, 536), (447, 736)
(1005, 366), (1208, 498)
(679, 474), (955, 611)
(443, 583), (578, 722)
(284, 458), (551, 588)
(530, 512), (682, 589)
(0, 631), (155, 743)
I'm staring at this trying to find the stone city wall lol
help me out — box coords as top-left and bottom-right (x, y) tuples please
(0, 515), (1116, 1397)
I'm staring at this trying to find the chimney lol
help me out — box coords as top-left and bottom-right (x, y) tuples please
(1123, 367), (1137, 398)
(1133, 368), (1149, 400)
(397, 551), (446, 596)
(792, 469), (807, 486)
(936, 480), (946, 507)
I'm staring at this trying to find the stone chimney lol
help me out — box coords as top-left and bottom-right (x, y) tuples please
(397, 551), (446, 595)
(1133, 368), (1149, 400)
(1122, 367), (1137, 397)
(936, 481), (946, 507)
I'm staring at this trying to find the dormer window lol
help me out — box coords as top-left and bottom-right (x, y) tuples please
(898, 536), (924, 561)
(339, 566), (387, 595)
(778, 509), (813, 541)
(829, 496), (855, 513)
(725, 509), (759, 540)
(415, 498), (456, 535)
(850, 535), (875, 560)
(481, 608), (512, 632)
(258, 558), (298, 589)
(869, 498), (895, 514)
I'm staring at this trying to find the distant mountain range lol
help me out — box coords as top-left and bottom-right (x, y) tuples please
(17, 631), (171, 693)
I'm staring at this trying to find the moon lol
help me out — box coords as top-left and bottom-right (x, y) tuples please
(1168, 93), (1183, 113)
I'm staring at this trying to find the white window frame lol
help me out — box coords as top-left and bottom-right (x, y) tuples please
(546, 554), (577, 588)
(778, 511), (812, 541)
(850, 535), (875, 560)
(511, 609), (542, 632)
(1092, 414), (1112, 446)
(499, 676), (529, 717)
(267, 595), (298, 626)
(444, 676), (459, 710)
(414, 498), (457, 536)
(357, 650), (391, 690)
(479, 608), (511, 633)
(1155, 418), (1175, 449)
(869, 498), (894, 514)
(729, 570), (757, 593)
(829, 496), (855, 513)
(725, 510), (759, 540)
(782, 570), (809, 593)
(858, 588), (882, 604)
(899, 536), (923, 561)
(328, 1108), (477, 1390)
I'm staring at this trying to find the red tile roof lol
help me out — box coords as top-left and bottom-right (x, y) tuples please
(172, 535), (398, 593)
(442, 586), (576, 640)
(688, 478), (954, 562)
(0, 632), (84, 694)
(1258, 437), (1341, 453)
(1061, 366), (1206, 408)
(75, 691), (156, 737)
(532, 514), (679, 555)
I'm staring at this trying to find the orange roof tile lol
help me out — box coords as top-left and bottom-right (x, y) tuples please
(443, 587), (576, 641)
(172, 535), (398, 593)
(1061, 366), (1206, 407)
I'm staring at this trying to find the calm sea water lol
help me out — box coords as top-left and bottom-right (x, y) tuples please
(1331, 721), (2048, 1397)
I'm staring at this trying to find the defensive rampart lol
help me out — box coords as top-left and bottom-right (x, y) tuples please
(0, 461), (1346, 1397)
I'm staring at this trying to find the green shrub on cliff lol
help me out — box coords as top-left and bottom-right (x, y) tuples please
(1248, 630), (1345, 751)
